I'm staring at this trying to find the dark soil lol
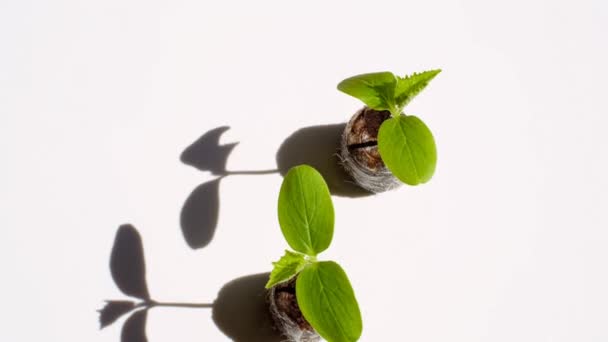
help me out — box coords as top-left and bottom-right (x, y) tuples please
(272, 277), (314, 331)
(345, 107), (391, 171)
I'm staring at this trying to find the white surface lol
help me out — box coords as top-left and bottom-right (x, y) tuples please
(1, 0), (607, 341)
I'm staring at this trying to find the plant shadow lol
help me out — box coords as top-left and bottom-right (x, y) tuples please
(179, 126), (277, 250)
(100, 224), (283, 342)
(275, 123), (371, 198)
(179, 126), (233, 250)
(212, 273), (283, 342)
(179, 124), (371, 250)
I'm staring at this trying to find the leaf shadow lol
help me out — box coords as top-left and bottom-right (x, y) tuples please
(110, 224), (150, 300)
(99, 301), (136, 329)
(181, 126), (238, 176)
(121, 309), (148, 342)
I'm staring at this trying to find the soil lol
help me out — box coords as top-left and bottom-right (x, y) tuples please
(345, 107), (392, 171)
(271, 277), (314, 332)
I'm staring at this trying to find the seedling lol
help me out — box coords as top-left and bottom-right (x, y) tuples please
(266, 165), (362, 342)
(338, 70), (441, 192)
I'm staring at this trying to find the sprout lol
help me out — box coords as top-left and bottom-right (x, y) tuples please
(266, 165), (363, 342)
(338, 70), (441, 192)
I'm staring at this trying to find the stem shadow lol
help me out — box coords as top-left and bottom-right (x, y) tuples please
(179, 127), (278, 250)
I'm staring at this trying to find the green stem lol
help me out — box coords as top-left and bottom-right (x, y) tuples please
(389, 104), (401, 118)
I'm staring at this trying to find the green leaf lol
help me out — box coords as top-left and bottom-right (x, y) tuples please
(296, 261), (362, 342)
(337, 72), (398, 115)
(278, 165), (334, 256)
(377, 115), (437, 185)
(394, 69), (441, 110)
(265, 250), (307, 289)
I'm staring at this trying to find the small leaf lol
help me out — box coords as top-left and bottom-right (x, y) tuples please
(394, 69), (441, 110)
(278, 165), (334, 256)
(98, 301), (136, 329)
(296, 261), (362, 342)
(337, 72), (398, 114)
(110, 224), (151, 300)
(265, 250), (307, 289)
(377, 115), (437, 185)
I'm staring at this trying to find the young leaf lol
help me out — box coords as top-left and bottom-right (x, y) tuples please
(394, 69), (441, 110)
(278, 165), (334, 256)
(296, 261), (362, 342)
(337, 72), (398, 115)
(265, 250), (307, 289)
(377, 115), (437, 185)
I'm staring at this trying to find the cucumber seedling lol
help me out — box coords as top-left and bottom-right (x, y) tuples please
(338, 70), (441, 193)
(266, 165), (362, 342)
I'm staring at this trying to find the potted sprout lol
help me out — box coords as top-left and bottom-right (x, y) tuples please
(338, 70), (441, 193)
(266, 165), (363, 342)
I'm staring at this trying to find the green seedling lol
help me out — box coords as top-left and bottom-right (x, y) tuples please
(338, 70), (441, 186)
(266, 165), (362, 342)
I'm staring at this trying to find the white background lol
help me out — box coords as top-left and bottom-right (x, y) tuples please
(1, 0), (607, 341)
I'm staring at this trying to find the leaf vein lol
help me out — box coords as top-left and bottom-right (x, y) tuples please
(398, 119), (420, 182)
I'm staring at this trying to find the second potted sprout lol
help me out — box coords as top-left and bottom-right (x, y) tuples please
(266, 165), (363, 342)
